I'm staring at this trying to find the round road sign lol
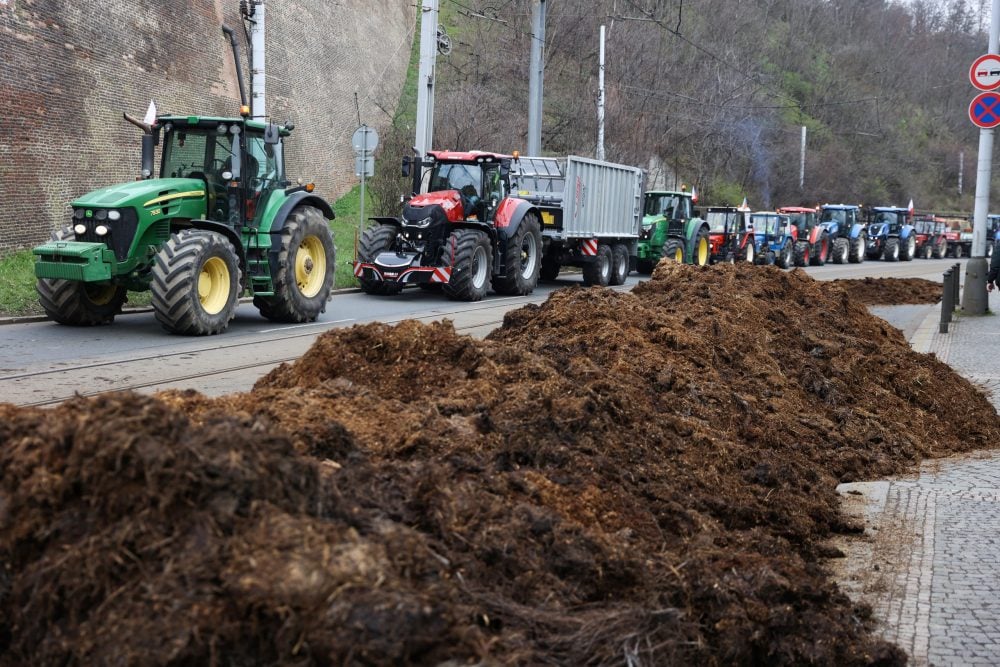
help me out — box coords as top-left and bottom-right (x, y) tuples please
(970, 54), (1000, 91)
(969, 92), (1000, 128)
(352, 125), (379, 154)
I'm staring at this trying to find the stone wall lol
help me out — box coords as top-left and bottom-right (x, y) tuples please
(0, 0), (414, 251)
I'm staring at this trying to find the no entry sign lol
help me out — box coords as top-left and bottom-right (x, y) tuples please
(970, 92), (1000, 129)
(970, 54), (1000, 91)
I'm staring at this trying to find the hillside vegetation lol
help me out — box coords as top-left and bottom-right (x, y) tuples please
(411, 0), (988, 210)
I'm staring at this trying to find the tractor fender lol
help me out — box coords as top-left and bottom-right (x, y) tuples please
(849, 223), (865, 240)
(181, 219), (248, 275)
(270, 192), (336, 235)
(493, 197), (539, 264)
(900, 225), (914, 239)
(368, 216), (403, 229)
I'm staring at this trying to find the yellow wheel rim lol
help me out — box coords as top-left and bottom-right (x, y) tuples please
(85, 283), (118, 306)
(198, 256), (230, 315)
(697, 238), (709, 265)
(296, 235), (327, 298)
(673, 246), (684, 262)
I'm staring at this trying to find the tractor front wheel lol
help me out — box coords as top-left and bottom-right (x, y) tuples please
(254, 205), (336, 322)
(583, 244), (613, 287)
(443, 229), (491, 301)
(884, 237), (900, 262)
(741, 239), (755, 264)
(832, 237), (849, 264)
(492, 213), (541, 295)
(901, 235), (916, 261)
(849, 237), (865, 263)
(662, 239), (685, 265)
(357, 224), (402, 295)
(810, 235), (829, 266)
(151, 230), (241, 335)
(36, 228), (127, 326)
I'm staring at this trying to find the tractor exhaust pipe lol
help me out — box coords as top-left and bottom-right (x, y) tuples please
(123, 112), (156, 180)
(221, 25), (249, 111)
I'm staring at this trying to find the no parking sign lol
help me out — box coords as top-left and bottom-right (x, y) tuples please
(969, 92), (1000, 129)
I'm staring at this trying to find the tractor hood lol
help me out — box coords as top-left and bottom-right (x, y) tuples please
(72, 178), (207, 211)
(408, 190), (465, 222)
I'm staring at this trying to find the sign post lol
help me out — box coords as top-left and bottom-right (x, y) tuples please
(352, 125), (379, 239)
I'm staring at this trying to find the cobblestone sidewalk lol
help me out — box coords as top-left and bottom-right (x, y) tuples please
(835, 291), (1000, 667)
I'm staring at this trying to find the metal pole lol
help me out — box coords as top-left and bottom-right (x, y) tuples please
(799, 126), (806, 190)
(959, 150), (964, 195)
(527, 0), (546, 155)
(597, 25), (606, 161)
(963, 0), (1000, 314)
(250, 1), (266, 119)
(415, 0), (438, 158)
(359, 126), (368, 238)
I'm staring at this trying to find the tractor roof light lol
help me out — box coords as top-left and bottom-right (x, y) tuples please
(240, 105), (250, 117)
(305, 183), (315, 193)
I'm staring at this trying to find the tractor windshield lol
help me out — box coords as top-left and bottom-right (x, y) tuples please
(644, 194), (679, 218)
(750, 214), (780, 235)
(786, 213), (814, 232)
(162, 128), (237, 183)
(820, 209), (847, 225)
(706, 211), (737, 233)
(873, 211), (901, 226)
(429, 163), (483, 197)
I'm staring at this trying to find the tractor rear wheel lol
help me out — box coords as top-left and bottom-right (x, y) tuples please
(793, 241), (810, 267)
(609, 243), (629, 286)
(741, 239), (755, 264)
(583, 244), (613, 286)
(884, 237), (900, 262)
(36, 227), (128, 326)
(254, 205), (336, 322)
(832, 237), (850, 264)
(492, 213), (541, 295)
(151, 230), (241, 335)
(357, 224), (403, 295)
(692, 229), (710, 266)
(443, 229), (491, 301)
(776, 241), (793, 269)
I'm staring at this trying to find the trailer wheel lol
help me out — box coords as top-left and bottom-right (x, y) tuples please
(810, 235), (829, 266)
(831, 237), (849, 264)
(901, 235), (916, 262)
(36, 228), (128, 326)
(443, 229), (491, 301)
(792, 241), (810, 268)
(151, 230), (241, 335)
(357, 223), (402, 295)
(884, 237), (900, 262)
(582, 244), (612, 287)
(254, 205), (336, 322)
(493, 213), (541, 295)
(609, 243), (629, 285)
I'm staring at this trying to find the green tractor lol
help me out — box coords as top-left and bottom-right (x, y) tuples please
(636, 189), (710, 272)
(32, 26), (336, 336)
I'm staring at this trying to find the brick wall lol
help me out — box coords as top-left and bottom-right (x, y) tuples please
(0, 0), (415, 252)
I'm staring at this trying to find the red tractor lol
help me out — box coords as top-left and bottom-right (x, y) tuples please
(704, 206), (756, 263)
(912, 217), (949, 259)
(778, 206), (829, 266)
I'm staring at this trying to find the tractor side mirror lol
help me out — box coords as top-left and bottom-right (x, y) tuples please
(401, 156), (411, 178)
(264, 122), (281, 145)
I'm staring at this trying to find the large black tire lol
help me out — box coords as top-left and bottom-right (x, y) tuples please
(832, 237), (850, 264)
(776, 241), (793, 269)
(810, 234), (830, 266)
(793, 241), (810, 267)
(883, 237), (900, 262)
(443, 229), (491, 301)
(933, 240), (947, 259)
(582, 243), (613, 287)
(253, 205), (336, 322)
(540, 254), (561, 281)
(952, 243), (963, 259)
(636, 258), (656, 275)
(901, 234), (916, 261)
(151, 230), (241, 335)
(920, 243), (932, 259)
(36, 227), (128, 326)
(609, 243), (629, 286)
(849, 236), (865, 263)
(661, 239), (685, 264)
(492, 213), (541, 295)
(357, 224), (402, 295)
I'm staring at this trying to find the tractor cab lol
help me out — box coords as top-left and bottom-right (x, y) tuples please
(704, 206), (753, 263)
(778, 206), (820, 242)
(403, 151), (510, 224)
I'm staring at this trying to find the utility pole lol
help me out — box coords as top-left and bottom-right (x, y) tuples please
(415, 0), (439, 158)
(527, 0), (546, 155)
(597, 25), (606, 161)
(959, 150), (964, 195)
(962, 0), (1000, 315)
(799, 126), (806, 190)
(249, 1), (265, 119)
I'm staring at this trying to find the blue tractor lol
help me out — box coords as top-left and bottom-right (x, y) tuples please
(819, 204), (867, 263)
(749, 211), (796, 268)
(865, 206), (917, 262)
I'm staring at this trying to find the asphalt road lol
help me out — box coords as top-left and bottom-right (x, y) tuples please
(0, 257), (964, 406)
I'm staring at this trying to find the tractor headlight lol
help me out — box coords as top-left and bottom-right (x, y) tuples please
(409, 216), (433, 228)
(95, 225), (109, 236)
(107, 210), (121, 221)
(74, 223), (87, 235)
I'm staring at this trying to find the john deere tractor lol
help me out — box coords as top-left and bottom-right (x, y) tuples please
(636, 189), (710, 271)
(32, 26), (336, 335)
